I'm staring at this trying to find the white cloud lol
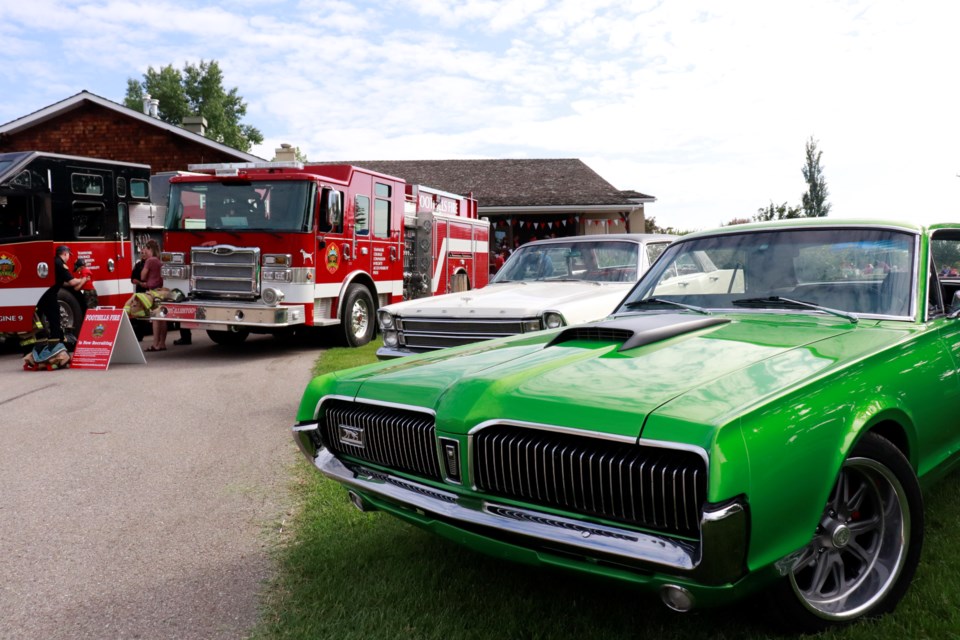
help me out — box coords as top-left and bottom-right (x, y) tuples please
(3, 0), (960, 231)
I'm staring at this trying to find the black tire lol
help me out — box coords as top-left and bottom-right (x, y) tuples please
(207, 328), (250, 346)
(56, 288), (84, 337)
(767, 432), (923, 632)
(341, 285), (376, 347)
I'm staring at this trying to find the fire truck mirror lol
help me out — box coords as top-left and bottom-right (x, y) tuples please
(326, 190), (342, 229)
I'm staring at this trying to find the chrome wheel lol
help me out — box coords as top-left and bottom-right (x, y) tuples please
(341, 285), (376, 347)
(789, 456), (910, 621)
(350, 297), (370, 338)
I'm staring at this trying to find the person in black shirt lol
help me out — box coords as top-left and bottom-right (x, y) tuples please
(36, 245), (88, 354)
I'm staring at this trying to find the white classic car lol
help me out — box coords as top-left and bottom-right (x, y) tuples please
(376, 233), (676, 358)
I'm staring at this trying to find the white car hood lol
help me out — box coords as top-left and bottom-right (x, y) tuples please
(383, 281), (634, 324)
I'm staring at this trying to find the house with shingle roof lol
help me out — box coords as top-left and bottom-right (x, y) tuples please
(324, 158), (654, 251)
(0, 90), (261, 171)
(1, 92), (654, 253)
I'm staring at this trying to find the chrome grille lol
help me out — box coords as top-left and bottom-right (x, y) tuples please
(321, 400), (441, 481)
(399, 317), (537, 350)
(474, 425), (706, 537)
(191, 246), (259, 298)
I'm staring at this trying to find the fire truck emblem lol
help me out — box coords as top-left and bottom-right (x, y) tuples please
(0, 252), (21, 284)
(325, 244), (340, 274)
(300, 248), (314, 264)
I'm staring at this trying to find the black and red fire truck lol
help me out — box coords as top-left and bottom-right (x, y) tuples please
(0, 151), (151, 343)
(155, 161), (490, 346)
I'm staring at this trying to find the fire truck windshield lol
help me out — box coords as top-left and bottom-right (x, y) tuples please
(165, 180), (314, 233)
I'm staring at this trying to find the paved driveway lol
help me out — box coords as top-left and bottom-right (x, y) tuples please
(0, 332), (318, 639)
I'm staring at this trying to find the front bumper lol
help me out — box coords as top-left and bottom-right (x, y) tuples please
(151, 301), (306, 328)
(294, 425), (749, 590)
(376, 344), (425, 360)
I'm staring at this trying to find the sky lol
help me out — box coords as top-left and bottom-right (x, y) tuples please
(2, 0), (959, 232)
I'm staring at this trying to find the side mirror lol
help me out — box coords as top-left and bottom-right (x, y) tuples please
(327, 191), (342, 229)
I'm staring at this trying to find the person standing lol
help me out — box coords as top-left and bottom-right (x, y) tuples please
(35, 245), (89, 359)
(130, 244), (150, 341)
(73, 257), (99, 310)
(131, 245), (149, 293)
(140, 239), (167, 352)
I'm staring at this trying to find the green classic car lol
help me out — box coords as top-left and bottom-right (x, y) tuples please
(293, 219), (960, 631)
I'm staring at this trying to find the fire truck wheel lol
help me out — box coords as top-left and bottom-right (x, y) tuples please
(207, 328), (250, 346)
(342, 285), (376, 347)
(56, 289), (83, 337)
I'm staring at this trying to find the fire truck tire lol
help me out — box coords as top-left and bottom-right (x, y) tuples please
(56, 289), (83, 337)
(342, 285), (376, 347)
(207, 328), (250, 346)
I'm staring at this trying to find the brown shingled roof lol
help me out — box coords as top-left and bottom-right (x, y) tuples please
(330, 159), (654, 208)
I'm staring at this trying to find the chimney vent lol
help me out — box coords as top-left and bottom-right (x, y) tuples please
(274, 143), (297, 162)
(148, 98), (160, 119)
(182, 115), (208, 137)
(142, 94), (152, 116)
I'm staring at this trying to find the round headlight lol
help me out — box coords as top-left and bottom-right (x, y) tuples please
(378, 310), (395, 330)
(543, 312), (565, 329)
(383, 330), (399, 347)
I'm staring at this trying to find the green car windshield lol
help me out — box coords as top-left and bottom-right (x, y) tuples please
(619, 227), (917, 318)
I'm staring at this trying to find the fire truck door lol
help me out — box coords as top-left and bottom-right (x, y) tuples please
(352, 192), (372, 272)
(318, 187), (347, 276)
(69, 167), (127, 279)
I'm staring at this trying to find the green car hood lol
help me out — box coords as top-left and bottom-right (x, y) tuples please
(346, 313), (898, 441)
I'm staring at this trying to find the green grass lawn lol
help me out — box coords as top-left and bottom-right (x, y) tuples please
(253, 343), (960, 639)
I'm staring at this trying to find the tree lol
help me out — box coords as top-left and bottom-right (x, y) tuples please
(752, 136), (831, 221)
(754, 201), (803, 222)
(125, 60), (263, 152)
(644, 216), (690, 236)
(801, 136), (831, 217)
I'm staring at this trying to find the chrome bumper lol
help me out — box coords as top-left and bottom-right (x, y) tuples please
(294, 427), (748, 585)
(375, 345), (424, 360)
(152, 301), (306, 328)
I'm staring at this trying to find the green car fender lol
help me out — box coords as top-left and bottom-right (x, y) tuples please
(644, 324), (943, 577)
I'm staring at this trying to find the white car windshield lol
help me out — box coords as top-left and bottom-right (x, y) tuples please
(493, 241), (640, 283)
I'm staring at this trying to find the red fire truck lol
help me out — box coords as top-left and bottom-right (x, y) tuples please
(156, 161), (489, 346)
(0, 151), (151, 344)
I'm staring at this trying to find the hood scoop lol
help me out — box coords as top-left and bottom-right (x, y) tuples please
(546, 314), (731, 352)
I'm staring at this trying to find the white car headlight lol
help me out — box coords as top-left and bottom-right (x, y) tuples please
(378, 310), (395, 330)
(543, 312), (565, 329)
(383, 330), (399, 347)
